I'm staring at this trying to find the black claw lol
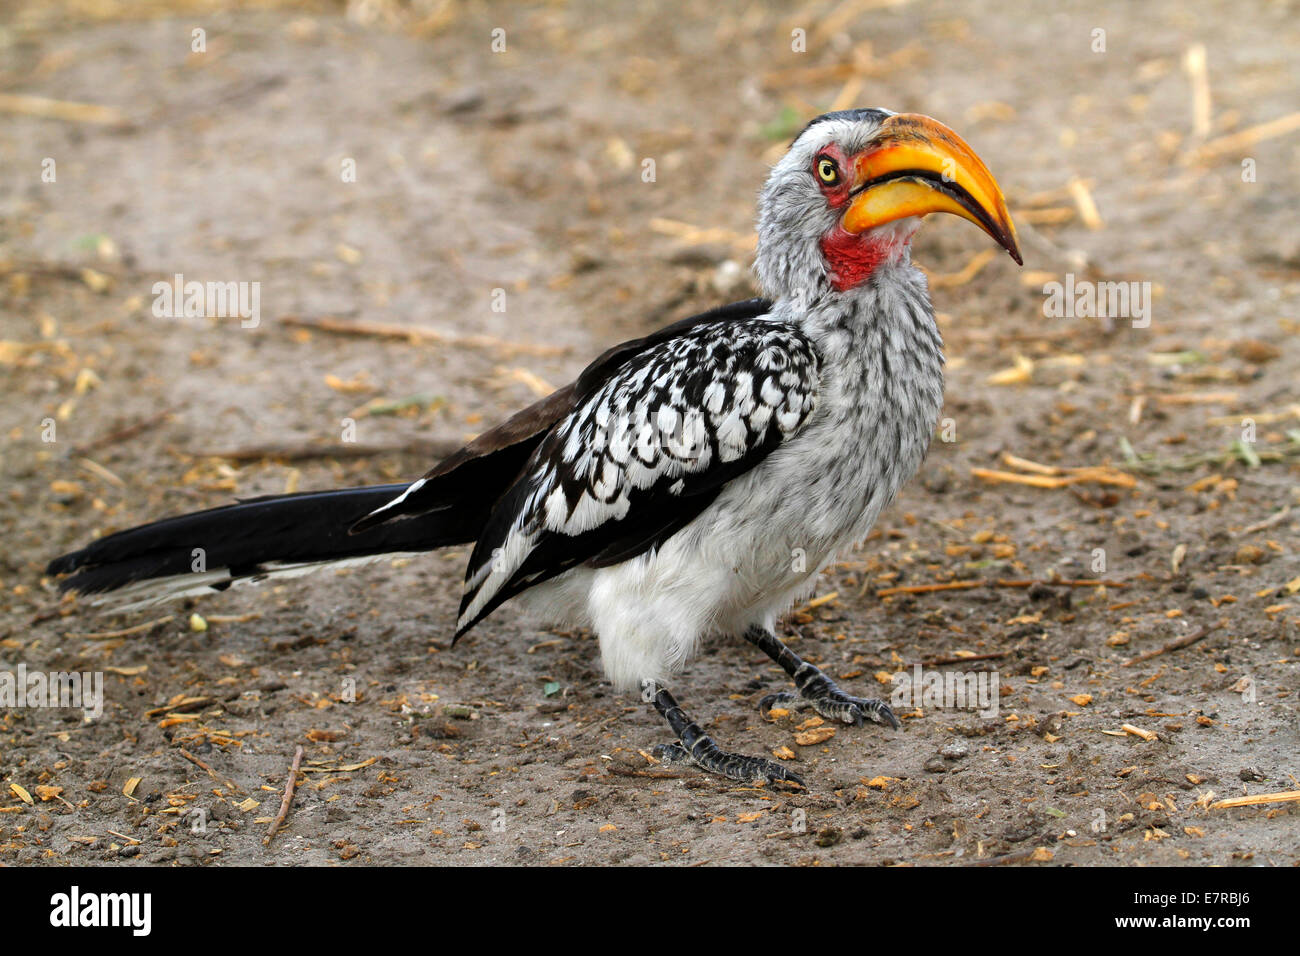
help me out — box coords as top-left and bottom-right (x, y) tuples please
(759, 691), (796, 715)
(759, 683), (900, 732)
(872, 701), (902, 730)
(652, 742), (692, 764)
(762, 764), (805, 788)
(843, 696), (900, 730)
(728, 754), (803, 787)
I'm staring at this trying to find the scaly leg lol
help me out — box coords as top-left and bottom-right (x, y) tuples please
(744, 625), (900, 729)
(647, 683), (804, 787)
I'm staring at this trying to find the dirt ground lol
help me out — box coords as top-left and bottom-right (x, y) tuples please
(1, 0), (1297, 867)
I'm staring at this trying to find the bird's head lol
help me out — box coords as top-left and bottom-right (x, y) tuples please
(755, 108), (1021, 300)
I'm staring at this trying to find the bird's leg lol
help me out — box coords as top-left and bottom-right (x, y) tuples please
(745, 625), (900, 729)
(646, 683), (804, 788)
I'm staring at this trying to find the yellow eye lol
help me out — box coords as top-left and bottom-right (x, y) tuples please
(816, 157), (840, 185)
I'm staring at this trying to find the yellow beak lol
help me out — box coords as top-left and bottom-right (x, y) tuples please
(842, 113), (1022, 265)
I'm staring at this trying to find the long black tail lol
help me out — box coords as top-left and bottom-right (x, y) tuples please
(46, 484), (478, 607)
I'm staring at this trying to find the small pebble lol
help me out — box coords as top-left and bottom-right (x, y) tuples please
(814, 826), (842, 847)
(940, 741), (970, 761)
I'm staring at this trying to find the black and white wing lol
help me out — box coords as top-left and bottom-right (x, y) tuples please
(455, 319), (822, 636)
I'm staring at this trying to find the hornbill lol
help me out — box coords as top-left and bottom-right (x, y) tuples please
(48, 109), (1021, 787)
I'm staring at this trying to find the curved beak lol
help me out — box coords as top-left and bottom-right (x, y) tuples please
(842, 113), (1022, 265)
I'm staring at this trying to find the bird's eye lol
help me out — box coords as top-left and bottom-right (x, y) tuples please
(816, 157), (840, 185)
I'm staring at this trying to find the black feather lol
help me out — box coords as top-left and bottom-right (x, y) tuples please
(47, 485), (478, 597)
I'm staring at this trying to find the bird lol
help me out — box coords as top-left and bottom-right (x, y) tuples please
(47, 108), (1021, 788)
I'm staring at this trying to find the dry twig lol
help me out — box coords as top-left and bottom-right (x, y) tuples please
(1210, 790), (1300, 810)
(280, 314), (568, 359)
(1122, 625), (1216, 667)
(264, 746), (305, 847)
(70, 411), (171, 456)
(1184, 110), (1300, 165)
(876, 578), (1126, 598)
(71, 616), (174, 641)
(0, 92), (127, 125)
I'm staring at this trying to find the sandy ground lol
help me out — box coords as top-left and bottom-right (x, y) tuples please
(1, 0), (1298, 867)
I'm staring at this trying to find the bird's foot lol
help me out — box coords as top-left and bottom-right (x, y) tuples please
(744, 626), (901, 730)
(648, 684), (804, 788)
(652, 740), (804, 788)
(760, 684), (899, 728)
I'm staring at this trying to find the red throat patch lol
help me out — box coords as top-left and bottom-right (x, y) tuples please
(819, 229), (911, 292)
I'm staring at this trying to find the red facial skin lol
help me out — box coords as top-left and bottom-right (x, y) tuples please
(820, 226), (909, 293)
(813, 143), (914, 292)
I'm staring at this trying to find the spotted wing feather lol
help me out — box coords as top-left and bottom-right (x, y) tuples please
(455, 321), (821, 636)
